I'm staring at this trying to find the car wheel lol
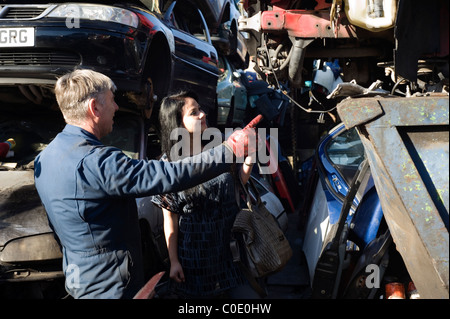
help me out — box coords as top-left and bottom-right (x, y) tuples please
(144, 34), (171, 123)
(142, 77), (157, 119)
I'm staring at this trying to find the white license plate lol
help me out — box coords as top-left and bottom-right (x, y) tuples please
(0, 27), (35, 47)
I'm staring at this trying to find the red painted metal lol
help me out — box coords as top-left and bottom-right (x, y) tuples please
(260, 10), (357, 38)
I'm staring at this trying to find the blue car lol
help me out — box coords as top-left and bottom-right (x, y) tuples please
(301, 122), (415, 299)
(303, 122), (383, 254)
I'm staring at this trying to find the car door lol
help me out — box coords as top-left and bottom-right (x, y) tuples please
(316, 123), (367, 223)
(302, 123), (378, 282)
(163, 1), (219, 121)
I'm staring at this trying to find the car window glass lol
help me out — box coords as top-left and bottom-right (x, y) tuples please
(101, 115), (141, 159)
(167, 12), (178, 28)
(173, 2), (208, 41)
(0, 110), (64, 168)
(326, 127), (364, 167)
(325, 127), (365, 184)
(1, 110), (140, 167)
(218, 56), (228, 80)
(172, 11), (188, 32)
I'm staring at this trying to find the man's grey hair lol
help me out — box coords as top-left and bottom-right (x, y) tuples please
(55, 69), (117, 125)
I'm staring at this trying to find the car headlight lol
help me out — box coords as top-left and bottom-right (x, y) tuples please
(48, 4), (139, 28)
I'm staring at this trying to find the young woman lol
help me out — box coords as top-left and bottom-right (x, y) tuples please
(152, 91), (260, 298)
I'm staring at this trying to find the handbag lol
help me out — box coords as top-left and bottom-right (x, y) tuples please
(230, 175), (293, 295)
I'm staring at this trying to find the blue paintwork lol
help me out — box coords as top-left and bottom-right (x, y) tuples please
(316, 122), (384, 248)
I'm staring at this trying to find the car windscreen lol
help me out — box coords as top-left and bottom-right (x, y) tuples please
(101, 114), (142, 159)
(0, 108), (65, 170)
(1, 109), (141, 170)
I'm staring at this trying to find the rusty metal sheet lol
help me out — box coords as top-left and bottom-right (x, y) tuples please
(337, 97), (385, 128)
(337, 94), (449, 299)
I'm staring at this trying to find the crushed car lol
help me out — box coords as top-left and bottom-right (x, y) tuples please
(238, 0), (449, 298)
(0, 0), (222, 298)
(192, 0), (247, 62)
(0, 0), (220, 122)
(302, 122), (389, 298)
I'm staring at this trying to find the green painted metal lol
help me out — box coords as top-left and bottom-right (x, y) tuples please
(337, 94), (449, 299)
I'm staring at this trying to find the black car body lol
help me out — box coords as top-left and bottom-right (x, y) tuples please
(0, 0), (219, 120)
(0, 0), (221, 298)
(191, 0), (247, 64)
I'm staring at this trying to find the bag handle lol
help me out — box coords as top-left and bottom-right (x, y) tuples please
(234, 170), (263, 210)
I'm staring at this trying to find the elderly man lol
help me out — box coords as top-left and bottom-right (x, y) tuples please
(34, 69), (259, 299)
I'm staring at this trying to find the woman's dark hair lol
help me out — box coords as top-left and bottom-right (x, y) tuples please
(159, 90), (199, 160)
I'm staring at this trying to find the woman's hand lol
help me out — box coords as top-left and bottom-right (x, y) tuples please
(169, 260), (185, 283)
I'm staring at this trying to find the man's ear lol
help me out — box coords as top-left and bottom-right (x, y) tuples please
(87, 98), (100, 119)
